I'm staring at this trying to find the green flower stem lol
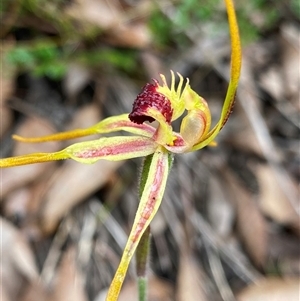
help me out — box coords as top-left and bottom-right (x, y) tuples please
(136, 226), (151, 301)
(138, 277), (147, 301)
(135, 155), (153, 301)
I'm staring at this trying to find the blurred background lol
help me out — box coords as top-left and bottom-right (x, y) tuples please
(1, 0), (299, 300)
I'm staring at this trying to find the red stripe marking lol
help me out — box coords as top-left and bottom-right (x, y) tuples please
(75, 139), (153, 159)
(131, 155), (165, 244)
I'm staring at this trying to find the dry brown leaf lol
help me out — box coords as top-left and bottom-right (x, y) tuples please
(259, 66), (285, 101)
(3, 187), (31, 221)
(25, 165), (57, 215)
(237, 51), (298, 209)
(120, 276), (174, 301)
(4, 165), (57, 240)
(65, 0), (151, 48)
(13, 117), (60, 155)
(258, 63), (299, 128)
(0, 106), (14, 139)
(40, 160), (122, 234)
(225, 169), (268, 268)
(176, 251), (208, 301)
(140, 52), (164, 79)
(20, 281), (49, 301)
(227, 122), (263, 156)
(268, 229), (300, 272)
(280, 23), (300, 104)
(226, 104), (264, 157)
(104, 22), (151, 48)
(63, 64), (91, 102)
(0, 218), (38, 300)
(1, 117), (60, 198)
(150, 208), (168, 236)
(236, 277), (300, 301)
(0, 287), (11, 301)
(255, 165), (299, 230)
(38, 104), (123, 234)
(50, 247), (88, 301)
(207, 176), (235, 238)
(64, 103), (102, 140)
(65, 0), (122, 30)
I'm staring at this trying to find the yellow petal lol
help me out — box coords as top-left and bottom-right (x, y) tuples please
(106, 146), (171, 300)
(179, 87), (212, 149)
(180, 110), (207, 148)
(12, 114), (155, 143)
(96, 114), (156, 137)
(156, 71), (187, 121)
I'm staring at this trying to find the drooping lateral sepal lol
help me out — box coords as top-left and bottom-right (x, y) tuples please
(106, 147), (172, 300)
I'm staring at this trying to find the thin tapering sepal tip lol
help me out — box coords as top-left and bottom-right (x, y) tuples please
(12, 128), (97, 143)
(0, 151), (69, 167)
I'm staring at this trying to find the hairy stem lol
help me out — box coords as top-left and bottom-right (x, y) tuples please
(136, 226), (151, 301)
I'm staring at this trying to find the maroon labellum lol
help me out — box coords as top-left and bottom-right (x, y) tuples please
(129, 80), (173, 125)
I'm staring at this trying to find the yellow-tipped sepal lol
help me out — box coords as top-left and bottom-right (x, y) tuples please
(12, 114), (156, 143)
(0, 136), (158, 168)
(0, 151), (68, 167)
(192, 0), (242, 151)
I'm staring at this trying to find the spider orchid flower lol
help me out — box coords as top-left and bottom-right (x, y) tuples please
(0, 0), (241, 300)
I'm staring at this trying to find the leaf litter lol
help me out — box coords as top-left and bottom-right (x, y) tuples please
(1, 1), (299, 300)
